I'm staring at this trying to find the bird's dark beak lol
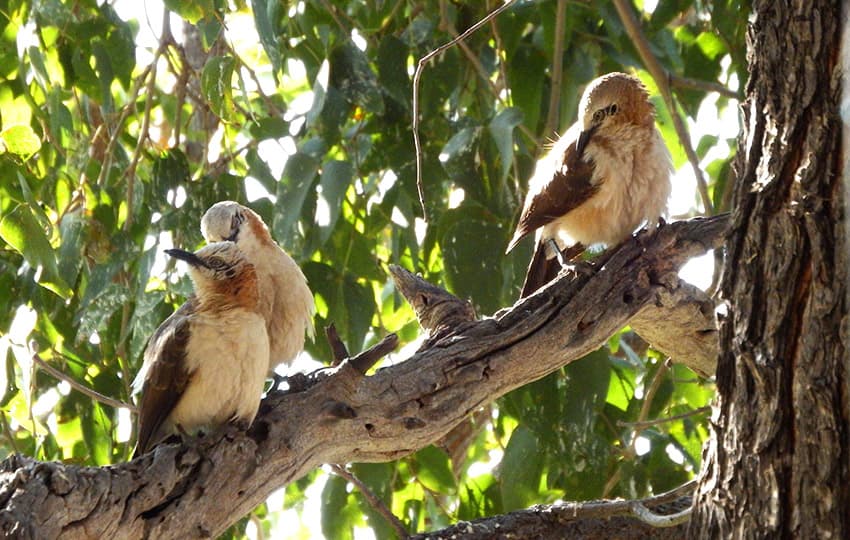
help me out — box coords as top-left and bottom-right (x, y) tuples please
(165, 248), (207, 268)
(576, 126), (597, 156)
(225, 230), (239, 242)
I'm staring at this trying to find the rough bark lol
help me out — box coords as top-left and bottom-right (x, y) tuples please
(0, 216), (726, 539)
(690, 0), (848, 538)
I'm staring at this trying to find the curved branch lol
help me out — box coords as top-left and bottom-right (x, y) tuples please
(410, 481), (695, 539)
(0, 215), (728, 539)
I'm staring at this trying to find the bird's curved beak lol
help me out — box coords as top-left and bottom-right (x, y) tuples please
(165, 248), (207, 268)
(576, 125), (597, 156)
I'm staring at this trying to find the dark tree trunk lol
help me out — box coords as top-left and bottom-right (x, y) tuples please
(690, 0), (848, 537)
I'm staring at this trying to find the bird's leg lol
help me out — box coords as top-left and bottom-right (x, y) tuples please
(546, 238), (570, 269)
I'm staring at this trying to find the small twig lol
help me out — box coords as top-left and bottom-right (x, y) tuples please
(543, 0), (567, 139)
(669, 74), (740, 100)
(31, 352), (136, 413)
(330, 464), (408, 538)
(325, 323), (350, 366)
(348, 334), (399, 374)
(603, 360), (670, 497)
(412, 0), (517, 220)
(631, 501), (692, 527)
(617, 406), (711, 429)
(611, 0), (714, 215)
(0, 410), (20, 455)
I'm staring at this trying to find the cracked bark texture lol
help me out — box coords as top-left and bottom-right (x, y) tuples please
(690, 0), (848, 538)
(0, 216), (725, 539)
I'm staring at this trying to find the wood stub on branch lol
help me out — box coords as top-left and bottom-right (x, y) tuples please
(409, 481), (695, 540)
(630, 278), (718, 377)
(389, 264), (476, 337)
(325, 323), (350, 365)
(348, 334), (399, 374)
(0, 215), (727, 539)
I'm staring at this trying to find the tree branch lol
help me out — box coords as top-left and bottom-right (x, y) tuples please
(410, 481), (695, 539)
(0, 215), (727, 539)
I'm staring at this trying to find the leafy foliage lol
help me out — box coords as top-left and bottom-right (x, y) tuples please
(0, 0), (742, 537)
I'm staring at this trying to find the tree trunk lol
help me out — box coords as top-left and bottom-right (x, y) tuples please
(690, 0), (848, 537)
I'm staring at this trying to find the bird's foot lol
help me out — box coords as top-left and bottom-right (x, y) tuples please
(268, 372), (288, 392)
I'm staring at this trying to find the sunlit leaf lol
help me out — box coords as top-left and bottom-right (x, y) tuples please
(0, 204), (71, 298)
(414, 445), (457, 495)
(500, 425), (542, 510)
(1, 125), (41, 158)
(488, 108), (524, 183)
(201, 56), (235, 118)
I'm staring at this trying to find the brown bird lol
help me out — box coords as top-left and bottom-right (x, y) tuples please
(506, 72), (673, 298)
(201, 201), (315, 376)
(132, 241), (269, 458)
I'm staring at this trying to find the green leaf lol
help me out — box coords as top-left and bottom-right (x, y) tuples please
(252, 0), (282, 78)
(488, 108), (523, 183)
(438, 204), (505, 314)
(342, 274), (375, 352)
(415, 445), (457, 495)
(1, 125), (41, 158)
(377, 36), (410, 107)
(273, 151), (319, 248)
(500, 425), (542, 510)
(0, 204), (71, 298)
(318, 160), (352, 245)
(201, 56), (236, 118)
(330, 43), (384, 114)
(458, 473), (501, 520)
(321, 475), (355, 540)
(164, 0), (212, 23)
(152, 149), (191, 199)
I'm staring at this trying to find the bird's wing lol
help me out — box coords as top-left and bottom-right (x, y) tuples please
(132, 299), (195, 458)
(506, 137), (599, 253)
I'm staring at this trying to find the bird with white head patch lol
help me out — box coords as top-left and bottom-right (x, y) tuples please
(201, 201), (315, 376)
(132, 241), (269, 458)
(507, 72), (673, 297)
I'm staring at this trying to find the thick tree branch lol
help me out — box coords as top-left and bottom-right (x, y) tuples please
(0, 215), (727, 539)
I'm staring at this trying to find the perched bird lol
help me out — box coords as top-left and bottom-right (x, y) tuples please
(201, 201), (315, 375)
(506, 72), (673, 298)
(132, 241), (269, 458)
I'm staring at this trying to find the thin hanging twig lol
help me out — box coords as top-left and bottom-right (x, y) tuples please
(411, 0), (517, 221)
(32, 351), (136, 413)
(543, 0), (568, 140)
(330, 464), (408, 538)
(617, 406), (711, 429)
(611, 0), (714, 215)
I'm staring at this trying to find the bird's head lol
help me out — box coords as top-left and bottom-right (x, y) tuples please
(201, 201), (272, 248)
(576, 72), (654, 154)
(165, 241), (259, 307)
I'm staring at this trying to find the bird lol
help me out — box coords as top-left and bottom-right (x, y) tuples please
(200, 201), (315, 376)
(506, 72), (673, 298)
(132, 241), (270, 458)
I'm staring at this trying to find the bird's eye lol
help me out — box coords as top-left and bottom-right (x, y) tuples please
(207, 257), (226, 269)
(607, 103), (618, 115)
(230, 213), (244, 231)
(592, 109), (605, 124)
